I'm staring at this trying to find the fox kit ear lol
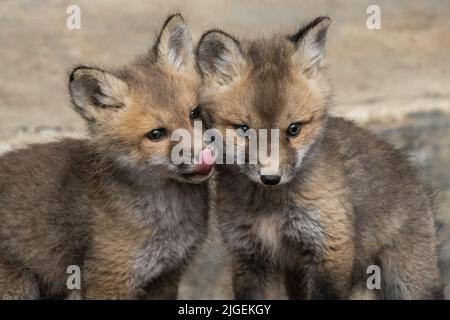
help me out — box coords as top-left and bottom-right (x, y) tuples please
(69, 66), (128, 122)
(289, 16), (331, 76)
(155, 14), (193, 70)
(196, 30), (245, 85)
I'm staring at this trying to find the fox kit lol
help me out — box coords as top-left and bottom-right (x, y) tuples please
(196, 17), (443, 299)
(0, 14), (214, 299)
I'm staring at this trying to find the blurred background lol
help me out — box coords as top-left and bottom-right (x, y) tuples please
(0, 0), (449, 299)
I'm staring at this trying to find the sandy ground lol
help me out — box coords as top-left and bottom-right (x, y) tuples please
(0, 0), (449, 299)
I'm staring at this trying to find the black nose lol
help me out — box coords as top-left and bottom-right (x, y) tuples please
(260, 175), (281, 186)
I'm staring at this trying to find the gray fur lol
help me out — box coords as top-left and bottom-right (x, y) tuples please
(0, 14), (209, 299)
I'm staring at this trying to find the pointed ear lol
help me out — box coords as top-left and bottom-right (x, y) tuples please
(289, 16), (331, 76)
(69, 66), (128, 122)
(154, 14), (193, 70)
(196, 30), (245, 85)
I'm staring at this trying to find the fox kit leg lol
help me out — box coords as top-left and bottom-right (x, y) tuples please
(285, 245), (354, 300)
(310, 258), (353, 299)
(232, 254), (272, 300)
(378, 222), (443, 299)
(139, 272), (182, 300)
(284, 266), (309, 299)
(84, 266), (182, 300)
(0, 261), (39, 299)
(379, 247), (443, 299)
(82, 265), (134, 300)
(285, 195), (355, 299)
(81, 237), (138, 299)
(82, 248), (140, 299)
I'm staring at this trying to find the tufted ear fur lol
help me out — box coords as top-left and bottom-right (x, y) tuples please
(196, 30), (245, 85)
(288, 16), (331, 76)
(68, 66), (128, 123)
(154, 14), (194, 71)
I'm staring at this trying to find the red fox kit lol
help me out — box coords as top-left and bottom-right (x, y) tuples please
(0, 14), (214, 299)
(196, 17), (443, 299)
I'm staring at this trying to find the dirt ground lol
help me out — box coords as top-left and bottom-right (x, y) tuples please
(0, 0), (449, 299)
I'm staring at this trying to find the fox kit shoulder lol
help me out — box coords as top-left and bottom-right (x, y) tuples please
(0, 14), (213, 300)
(197, 17), (442, 299)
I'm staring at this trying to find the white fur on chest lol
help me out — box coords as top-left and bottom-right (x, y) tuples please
(226, 202), (325, 264)
(252, 213), (283, 254)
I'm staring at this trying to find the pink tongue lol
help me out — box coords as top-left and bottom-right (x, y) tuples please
(197, 148), (216, 174)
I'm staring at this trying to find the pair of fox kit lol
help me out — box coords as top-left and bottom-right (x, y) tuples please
(0, 14), (443, 299)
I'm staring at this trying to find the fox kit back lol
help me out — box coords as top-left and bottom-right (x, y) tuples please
(196, 17), (442, 299)
(0, 14), (214, 299)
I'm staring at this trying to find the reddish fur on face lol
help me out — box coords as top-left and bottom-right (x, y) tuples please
(68, 13), (212, 183)
(99, 68), (200, 167)
(199, 37), (330, 180)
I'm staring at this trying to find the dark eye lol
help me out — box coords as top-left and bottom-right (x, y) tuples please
(190, 106), (201, 120)
(234, 124), (250, 137)
(287, 122), (301, 137)
(146, 128), (166, 141)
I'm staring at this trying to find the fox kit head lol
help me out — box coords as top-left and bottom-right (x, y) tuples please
(197, 17), (332, 187)
(69, 14), (215, 184)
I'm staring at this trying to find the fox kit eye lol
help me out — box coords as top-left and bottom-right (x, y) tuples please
(146, 128), (166, 141)
(234, 124), (250, 137)
(190, 106), (201, 120)
(287, 122), (302, 137)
